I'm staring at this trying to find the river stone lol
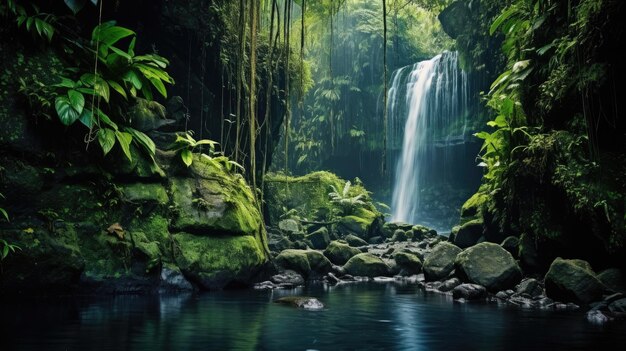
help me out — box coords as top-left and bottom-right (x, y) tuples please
(271, 270), (305, 286)
(515, 278), (543, 298)
(500, 236), (520, 258)
(544, 257), (606, 304)
(345, 234), (368, 247)
(324, 240), (362, 265)
(439, 277), (462, 292)
(306, 227), (331, 250)
(454, 219), (483, 249)
(274, 296), (325, 310)
(423, 242), (462, 281)
(160, 265), (193, 291)
(609, 298), (626, 313)
(452, 283), (487, 300)
(455, 242), (522, 292)
(391, 229), (413, 242)
(343, 253), (391, 277)
(275, 249), (332, 277)
(278, 219), (301, 235)
(393, 252), (423, 274)
(597, 268), (626, 293)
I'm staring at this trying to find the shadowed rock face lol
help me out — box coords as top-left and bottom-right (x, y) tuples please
(455, 242), (522, 292)
(423, 242), (462, 281)
(544, 258), (607, 305)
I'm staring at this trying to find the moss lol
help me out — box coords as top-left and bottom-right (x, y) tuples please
(324, 240), (362, 265)
(121, 183), (169, 204)
(460, 192), (489, 219)
(275, 249), (311, 274)
(173, 233), (267, 289)
(343, 253), (391, 277)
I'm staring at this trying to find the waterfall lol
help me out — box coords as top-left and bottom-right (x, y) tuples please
(388, 52), (470, 228)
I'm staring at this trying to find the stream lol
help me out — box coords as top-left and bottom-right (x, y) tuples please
(2, 282), (625, 350)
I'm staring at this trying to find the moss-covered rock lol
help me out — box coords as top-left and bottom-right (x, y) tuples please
(323, 240), (362, 265)
(343, 253), (391, 277)
(120, 183), (169, 205)
(454, 219), (483, 249)
(455, 242), (522, 292)
(423, 242), (462, 281)
(306, 227), (331, 250)
(544, 257), (607, 304)
(173, 233), (266, 290)
(391, 229), (413, 242)
(275, 249), (332, 277)
(460, 192), (488, 219)
(393, 252), (423, 274)
(344, 234), (368, 247)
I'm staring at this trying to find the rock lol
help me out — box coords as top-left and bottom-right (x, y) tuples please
(128, 98), (168, 132)
(382, 222), (413, 238)
(120, 183), (169, 205)
(609, 298), (626, 313)
(274, 296), (324, 310)
(496, 291), (509, 300)
(393, 252), (423, 275)
(455, 242), (522, 292)
(337, 215), (372, 238)
(452, 284), (487, 300)
(270, 270), (305, 286)
(368, 236), (384, 244)
(500, 236), (519, 258)
(324, 241), (362, 265)
(423, 242), (462, 281)
(275, 249), (332, 277)
(411, 225), (436, 241)
(345, 234), (368, 247)
(439, 277), (462, 292)
(587, 309), (612, 325)
(173, 234), (266, 290)
(460, 192), (488, 219)
(544, 257), (606, 304)
(391, 229), (413, 242)
(515, 278), (543, 298)
(278, 219), (301, 235)
(325, 272), (341, 285)
(254, 281), (278, 290)
(160, 265), (193, 291)
(448, 226), (459, 243)
(454, 219), (483, 249)
(597, 268), (625, 293)
(306, 227), (331, 250)
(343, 253), (391, 277)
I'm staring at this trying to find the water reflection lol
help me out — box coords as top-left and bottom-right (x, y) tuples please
(1, 283), (625, 350)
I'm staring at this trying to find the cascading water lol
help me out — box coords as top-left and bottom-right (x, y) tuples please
(388, 52), (471, 230)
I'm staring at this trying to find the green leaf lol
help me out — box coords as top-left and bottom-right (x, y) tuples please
(2, 245), (8, 260)
(126, 128), (156, 156)
(55, 96), (80, 125)
(92, 23), (134, 47)
(180, 149), (193, 167)
(115, 130), (133, 162)
(96, 109), (118, 130)
(54, 77), (77, 89)
(107, 80), (127, 99)
(64, 0), (86, 14)
(0, 208), (9, 222)
(67, 90), (85, 115)
(79, 109), (94, 128)
(109, 46), (132, 60)
(149, 78), (167, 98)
(490, 6), (519, 35)
(124, 70), (142, 90)
(98, 128), (116, 155)
(501, 98), (515, 117)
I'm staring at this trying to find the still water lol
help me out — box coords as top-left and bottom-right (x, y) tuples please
(1, 282), (625, 350)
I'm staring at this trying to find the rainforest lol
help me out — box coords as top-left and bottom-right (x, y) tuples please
(1, 0), (625, 349)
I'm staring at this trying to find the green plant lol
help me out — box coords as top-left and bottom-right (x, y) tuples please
(172, 131), (219, 167)
(0, 193), (20, 261)
(329, 181), (366, 215)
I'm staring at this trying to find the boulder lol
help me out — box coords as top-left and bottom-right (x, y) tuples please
(343, 253), (391, 277)
(454, 219), (483, 249)
(455, 242), (522, 292)
(452, 284), (487, 300)
(423, 242), (462, 281)
(324, 241), (362, 265)
(515, 278), (543, 298)
(306, 227), (331, 250)
(544, 257), (606, 304)
(391, 229), (413, 242)
(345, 234), (368, 247)
(278, 219), (301, 235)
(160, 265), (193, 291)
(597, 268), (625, 293)
(393, 252), (423, 275)
(270, 270), (305, 286)
(274, 296), (324, 310)
(460, 192), (488, 219)
(439, 277), (462, 292)
(275, 249), (332, 277)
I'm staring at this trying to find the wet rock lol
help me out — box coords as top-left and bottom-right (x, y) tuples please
(160, 266), (193, 291)
(515, 278), (543, 298)
(325, 272), (341, 285)
(345, 234), (368, 247)
(306, 227), (331, 250)
(439, 277), (461, 292)
(274, 296), (324, 310)
(587, 309), (612, 325)
(275, 249), (332, 277)
(392, 229), (413, 242)
(382, 222), (414, 238)
(500, 236), (519, 258)
(324, 241), (362, 265)
(423, 242), (462, 281)
(254, 281), (278, 290)
(496, 291), (509, 300)
(609, 298), (626, 313)
(454, 219), (483, 249)
(278, 219), (301, 235)
(544, 257), (606, 305)
(368, 236), (384, 244)
(597, 268), (625, 293)
(393, 252), (423, 275)
(455, 242), (522, 292)
(271, 270), (305, 286)
(452, 284), (487, 300)
(343, 253), (391, 277)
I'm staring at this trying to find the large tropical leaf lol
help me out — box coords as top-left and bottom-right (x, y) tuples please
(98, 128), (116, 156)
(55, 96), (80, 125)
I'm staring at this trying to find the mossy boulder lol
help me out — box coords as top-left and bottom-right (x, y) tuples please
(393, 252), (423, 274)
(343, 253), (391, 277)
(391, 229), (413, 242)
(344, 234), (368, 247)
(120, 183), (169, 205)
(323, 240), (362, 265)
(173, 234), (266, 290)
(423, 242), (462, 281)
(455, 242), (522, 292)
(454, 219), (483, 249)
(306, 227), (331, 250)
(278, 219), (301, 235)
(597, 268), (625, 293)
(275, 249), (332, 277)
(544, 257), (607, 304)
(460, 192), (488, 219)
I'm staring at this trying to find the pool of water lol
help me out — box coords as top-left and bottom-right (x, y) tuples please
(1, 282), (625, 350)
